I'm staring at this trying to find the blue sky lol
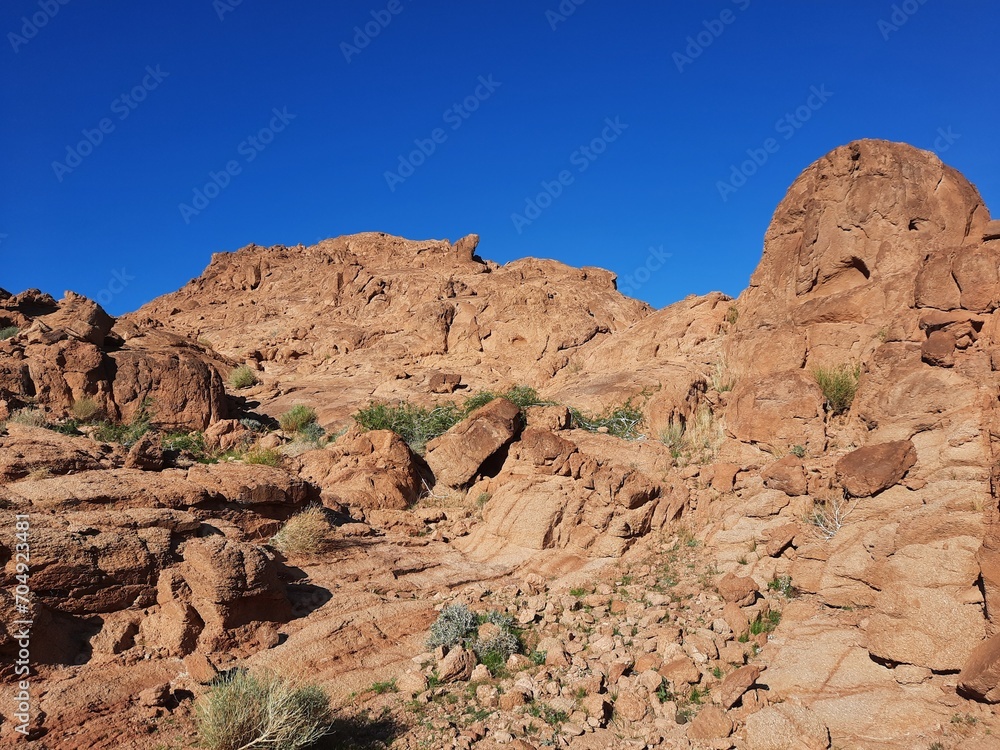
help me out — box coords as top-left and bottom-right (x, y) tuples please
(2, 1), (998, 315)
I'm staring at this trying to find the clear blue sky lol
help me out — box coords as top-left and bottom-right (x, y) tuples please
(3, 1), (998, 315)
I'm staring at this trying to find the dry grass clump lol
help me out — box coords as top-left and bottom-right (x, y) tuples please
(812, 363), (860, 415)
(195, 669), (332, 750)
(271, 507), (331, 554)
(69, 397), (100, 422)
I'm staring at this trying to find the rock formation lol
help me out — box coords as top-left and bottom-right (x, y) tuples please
(1, 139), (999, 748)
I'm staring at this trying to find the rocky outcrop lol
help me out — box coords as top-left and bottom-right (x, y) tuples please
(294, 427), (422, 510)
(0, 291), (229, 430)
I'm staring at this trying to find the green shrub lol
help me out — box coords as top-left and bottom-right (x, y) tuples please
(271, 507), (330, 554)
(195, 670), (332, 750)
(278, 405), (318, 434)
(353, 401), (462, 454)
(463, 385), (546, 414)
(92, 399), (153, 447)
(569, 399), (645, 440)
(369, 679), (397, 695)
(162, 431), (206, 456)
(244, 447), (282, 466)
(426, 603), (478, 650)
(230, 365), (260, 390)
(0, 326), (19, 340)
(240, 418), (268, 433)
(812, 364), (860, 415)
(425, 604), (521, 675)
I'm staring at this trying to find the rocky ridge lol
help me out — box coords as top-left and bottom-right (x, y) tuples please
(0, 139), (999, 749)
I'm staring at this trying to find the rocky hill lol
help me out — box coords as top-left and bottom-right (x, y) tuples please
(2, 139), (1000, 749)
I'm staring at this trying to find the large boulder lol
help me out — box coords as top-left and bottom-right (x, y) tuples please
(425, 398), (522, 488)
(36, 291), (114, 346)
(0, 424), (115, 482)
(835, 440), (916, 497)
(294, 427), (422, 510)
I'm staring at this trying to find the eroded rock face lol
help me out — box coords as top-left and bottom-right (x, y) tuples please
(0, 292), (229, 430)
(294, 427), (422, 510)
(5, 140), (1000, 748)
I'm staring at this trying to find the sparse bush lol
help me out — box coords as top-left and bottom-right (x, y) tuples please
(230, 365), (260, 390)
(297, 421), (326, 445)
(767, 575), (796, 599)
(425, 604), (522, 673)
(271, 507), (330, 555)
(240, 418), (268, 433)
(474, 627), (519, 673)
(812, 363), (860, 415)
(354, 401), (462, 454)
(427, 603), (478, 650)
(0, 326), (19, 340)
(725, 305), (739, 326)
(244, 447), (282, 467)
(660, 420), (685, 458)
(463, 385), (547, 414)
(369, 679), (397, 695)
(69, 397), (100, 422)
(806, 494), (858, 540)
(660, 406), (721, 465)
(195, 670), (332, 750)
(92, 399), (153, 447)
(278, 405), (318, 434)
(711, 360), (734, 393)
(790, 444), (806, 458)
(569, 399), (644, 440)
(163, 431), (206, 456)
(9, 408), (47, 428)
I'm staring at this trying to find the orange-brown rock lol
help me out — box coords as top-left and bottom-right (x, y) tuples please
(718, 572), (759, 607)
(835, 440), (916, 497)
(425, 398), (522, 488)
(294, 427), (421, 510)
(720, 664), (760, 708)
(762, 456), (808, 496)
(0, 424), (116, 482)
(688, 705), (733, 740)
(959, 633), (1000, 703)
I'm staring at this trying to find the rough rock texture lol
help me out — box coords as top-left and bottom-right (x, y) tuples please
(835, 440), (917, 497)
(294, 427), (422, 510)
(425, 398), (522, 488)
(4, 139), (1000, 749)
(0, 292), (229, 430)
